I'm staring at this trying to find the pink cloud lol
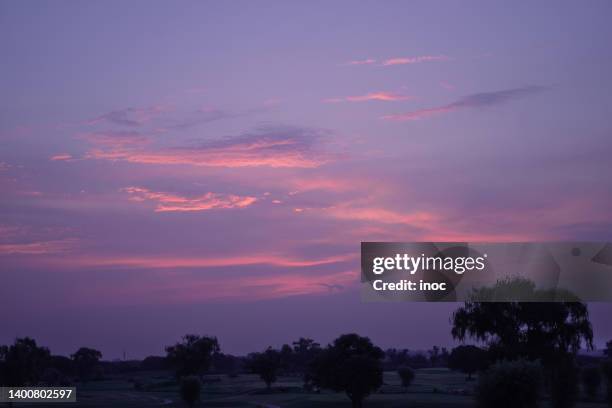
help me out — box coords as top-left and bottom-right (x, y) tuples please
(382, 106), (454, 121)
(288, 177), (356, 193)
(82, 127), (330, 168)
(325, 91), (412, 103)
(122, 186), (256, 212)
(346, 58), (377, 65)
(381, 55), (449, 66)
(50, 153), (73, 161)
(53, 252), (356, 270)
(322, 206), (436, 226)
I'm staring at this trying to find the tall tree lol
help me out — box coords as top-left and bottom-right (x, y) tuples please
(311, 333), (384, 408)
(165, 334), (219, 378)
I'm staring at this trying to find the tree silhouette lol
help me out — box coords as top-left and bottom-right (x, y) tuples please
(397, 366), (415, 391)
(292, 337), (321, 388)
(1, 337), (50, 386)
(311, 333), (384, 408)
(452, 278), (593, 369)
(165, 334), (219, 379)
(246, 347), (281, 390)
(292, 337), (321, 372)
(71, 347), (102, 383)
(448, 345), (488, 380)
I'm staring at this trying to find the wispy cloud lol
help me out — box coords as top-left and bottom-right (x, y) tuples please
(345, 58), (377, 66)
(324, 91), (412, 103)
(122, 186), (257, 212)
(289, 177), (355, 193)
(0, 238), (77, 255)
(345, 56), (449, 67)
(50, 153), (73, 161)
(80, 130), (149, 148)
(84, 126), (331, 168)
(381, 55), (449, 66)
(54, 252), (356, 270)
(86, 105), (168, 127)
(85, 104), (264, 131)
(164, 108), (246, 130)
(383, 86), (547, 121)
(85, 269), (357, 304)
(320, 205), (435, 226)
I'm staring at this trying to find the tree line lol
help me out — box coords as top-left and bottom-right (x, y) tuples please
(2, 279), (612, 407)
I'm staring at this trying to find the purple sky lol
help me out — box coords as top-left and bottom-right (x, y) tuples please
(2, 1), (612, 359)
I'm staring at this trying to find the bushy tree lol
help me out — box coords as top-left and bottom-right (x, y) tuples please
(165, 335), (219, 378)
(311, 333), (384, 408)
(448, 345), (488, 380)
(1, 337), (50, 386)
(476, 359), (542, 408)
(71, 347), (102, 383)
(246, 347), (281, 390)
(452, 278), (593, 370)
(180, 376), (201, 407)
(582, 366), (602, 399)
(397, 366), (415, 390)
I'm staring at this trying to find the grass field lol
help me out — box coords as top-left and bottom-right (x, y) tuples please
(10, 368), (610, 407)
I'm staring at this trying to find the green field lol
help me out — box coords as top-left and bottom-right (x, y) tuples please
(11, 368), (610, 407)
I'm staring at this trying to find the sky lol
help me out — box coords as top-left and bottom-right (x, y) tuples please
(1, 1), (612, 359)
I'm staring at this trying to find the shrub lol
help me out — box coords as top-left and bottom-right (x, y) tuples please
(180, 376), (201, 407)
(476, 359), (542, 408)
(397, 366), (415, 390)
(582, 366), (602, 400)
